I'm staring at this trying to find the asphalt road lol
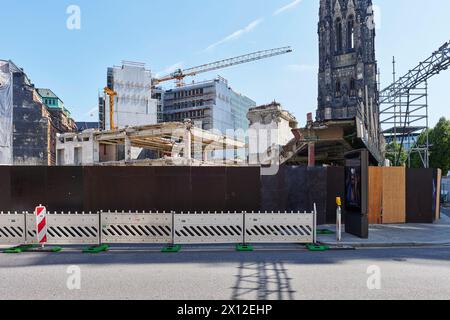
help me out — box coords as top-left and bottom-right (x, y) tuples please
(1, 246), (450, 300)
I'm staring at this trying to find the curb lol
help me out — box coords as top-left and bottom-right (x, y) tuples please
(319, 241), (450, 248)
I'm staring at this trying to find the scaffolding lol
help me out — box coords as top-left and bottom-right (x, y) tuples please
(380, 40), (450, 167)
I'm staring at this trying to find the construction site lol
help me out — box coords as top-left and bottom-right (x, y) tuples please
(0, 0), (448, 240)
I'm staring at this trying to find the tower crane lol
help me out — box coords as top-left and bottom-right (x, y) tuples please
(152, 46), (293, 87)
(104, 47), (293, 131)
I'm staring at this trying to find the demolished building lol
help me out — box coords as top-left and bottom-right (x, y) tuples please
(56, 120), (247, 167)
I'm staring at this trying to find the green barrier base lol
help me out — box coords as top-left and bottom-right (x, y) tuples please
(83, 244), (109, 254)
(161, 245), (181, 253)
(4, 245), (62, 254)
(306, 244), (329, 252)
(3, 245), (35, 254)
(25, 246), (62, 253)
(317, 229), (335, 235)
(236, 244), (254, 252)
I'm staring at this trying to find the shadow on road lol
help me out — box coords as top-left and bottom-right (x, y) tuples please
(1, 246), (450, 270)
(231, 261), (295, 300)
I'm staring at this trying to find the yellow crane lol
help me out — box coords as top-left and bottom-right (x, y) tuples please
(103, 47), (293, 130)
(152, 46), (293, 87)
(104, 87), (117, 130)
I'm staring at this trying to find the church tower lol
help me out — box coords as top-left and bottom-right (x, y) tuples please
(317, 0), (378, 121)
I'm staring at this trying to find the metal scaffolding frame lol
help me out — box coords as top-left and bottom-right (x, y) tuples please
(380, 40), (450, 167)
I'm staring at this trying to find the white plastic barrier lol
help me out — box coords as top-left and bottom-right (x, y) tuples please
(0, 209), (316, 246)
(100, 211), (172, 244)
(174, 212), (243, 244)
(0, 212), (25, 244)
(25, 212), (100, 245)
(245, 212), (314, 244)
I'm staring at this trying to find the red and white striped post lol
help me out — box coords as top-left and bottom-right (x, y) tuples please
(35, 205), (47, 247)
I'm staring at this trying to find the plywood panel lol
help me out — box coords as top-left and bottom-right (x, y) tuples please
(436, 169), (442, 221)
(382, 167), (406, 224)
(368, 167), (382, 224)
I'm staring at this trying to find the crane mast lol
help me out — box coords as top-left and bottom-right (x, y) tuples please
(153, 46), (293, 86)
(104, 87), (118, 130)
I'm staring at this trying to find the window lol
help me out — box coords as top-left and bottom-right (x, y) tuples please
(347, 16), (355, 50)
(335, 80), (341, 97)
(74, 147), (82, 166)
(57, 149), (64, 166)
(336, 18), (343, 53)
(349, 78), (356, 96)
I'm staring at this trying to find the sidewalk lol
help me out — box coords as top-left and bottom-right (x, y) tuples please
(318, 213), (450, 248)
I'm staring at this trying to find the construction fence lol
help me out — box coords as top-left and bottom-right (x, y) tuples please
(0, 210), (316, 247)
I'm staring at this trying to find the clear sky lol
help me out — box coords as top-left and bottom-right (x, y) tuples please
(0, 0), (449, 127)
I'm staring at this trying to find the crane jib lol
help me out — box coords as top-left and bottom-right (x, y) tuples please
(153, 46), (293, 85)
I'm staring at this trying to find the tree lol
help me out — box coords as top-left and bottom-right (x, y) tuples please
(410, 117), (450, 175)
(385, 141), (407, 167)
(429, 117), (450, 175)
(410, 128), (431, 169)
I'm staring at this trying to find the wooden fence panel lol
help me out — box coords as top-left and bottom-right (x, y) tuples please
(436, 169), (442, 221)
(382, 167), (406, 224)
(368, 167), (383, 224)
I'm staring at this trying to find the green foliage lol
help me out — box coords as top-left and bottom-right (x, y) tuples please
(430, 118), (450, 175)
(410, 117), (450, 175)
(385, 141), (407, 167)
(409, 129), (431, 169)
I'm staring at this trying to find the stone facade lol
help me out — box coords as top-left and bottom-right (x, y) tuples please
(247, 102), (298, 166)
(9, 64), (77, 165)
(317, 0), (378, 121)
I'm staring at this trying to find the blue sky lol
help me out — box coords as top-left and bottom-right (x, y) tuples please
(0, 0), (449, 126)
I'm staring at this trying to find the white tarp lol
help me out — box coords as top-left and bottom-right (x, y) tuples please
(0, 60), (13, 165)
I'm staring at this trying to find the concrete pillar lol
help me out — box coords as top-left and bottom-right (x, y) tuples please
(184, 129), (192, 160)
(124, 135), (132, 161)
(308, 142), (315, 167)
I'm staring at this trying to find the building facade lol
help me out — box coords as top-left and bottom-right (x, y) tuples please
(247, 102), (298, 166)
(162, 77), (255, 160)
(99, 61), (158, 131)
(162, 76), (256, 134)
(317, 0), (378, 121)
(0, 60), (76, 165)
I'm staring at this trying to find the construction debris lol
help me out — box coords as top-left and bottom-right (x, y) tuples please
(56, 120), (247, 166)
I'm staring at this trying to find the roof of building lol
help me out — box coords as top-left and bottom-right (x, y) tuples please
(36, 88), (59, 99)
(248, 101), (298, 125)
